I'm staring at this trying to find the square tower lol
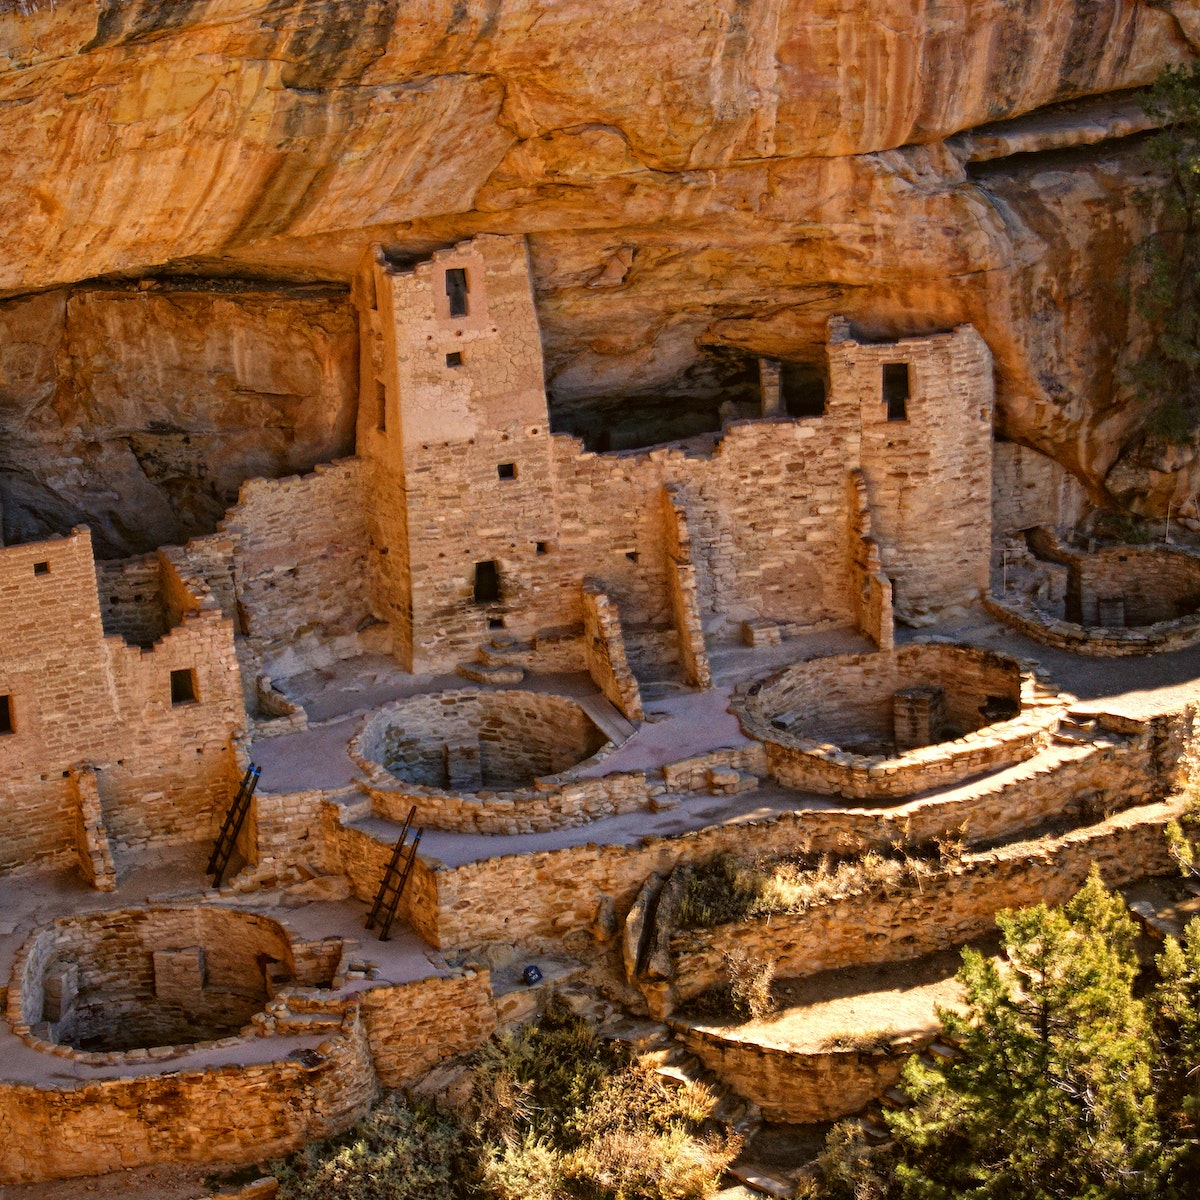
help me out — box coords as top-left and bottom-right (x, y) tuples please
(357, 235), (560, 670)
(826, 322), (994, 624)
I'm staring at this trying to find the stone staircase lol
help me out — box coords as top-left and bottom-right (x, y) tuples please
(457, 636), (527, 685)
(1052, 709), (1128, 749)
(252, 990), (347, 1038)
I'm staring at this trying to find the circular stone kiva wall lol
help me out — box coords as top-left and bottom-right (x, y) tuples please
(733, 642), (1064, 800)
(13, 907), (294, 1053)
(355, 689), (608, 793)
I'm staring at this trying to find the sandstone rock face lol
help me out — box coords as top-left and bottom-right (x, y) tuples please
(0, 283), (357, 555)
(0, 0), (1197, 541)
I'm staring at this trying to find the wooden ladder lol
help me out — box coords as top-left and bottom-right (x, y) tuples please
(365, 804), (424, 942)
(207, 763), (260, 887)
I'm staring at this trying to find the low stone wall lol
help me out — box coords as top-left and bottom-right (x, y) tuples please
(661, 798), (1186, 1012)
(366, 769), (654, 836)
(582, 579), (645, 720)
(671, 1020), (921, 1123)
(734, 642), (1064, 800)
(985, 592), (1200, 656)
(352, 689), (609, 795)
(358, 969), (498, 1088)
(0, 1009), (377, 1185)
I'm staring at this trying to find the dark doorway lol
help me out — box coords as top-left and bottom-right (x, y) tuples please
(780, 363), (827, 417)
(0, 695), (12, 735)
(474, 560), (500, 604)
(446, 268), (469, 318)
(883, 363), (910, 421)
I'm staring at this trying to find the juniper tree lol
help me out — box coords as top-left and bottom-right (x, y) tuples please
(813, 869), (1174, 1200)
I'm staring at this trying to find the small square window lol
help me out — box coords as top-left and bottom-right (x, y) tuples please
(0, 695), (13, 735)
(488, 617), (505, 630)
(170, 668), (198, 706)
(497, 462), (516, 480)
(535, 541), (548, 556)
(445, 351), (463, 368)
(33, 562), (49, 576)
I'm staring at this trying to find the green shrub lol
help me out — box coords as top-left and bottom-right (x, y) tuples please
(675, 851), (934, 930)
(273, 1095), (466, 1200)
(276, 999), (739, 1200)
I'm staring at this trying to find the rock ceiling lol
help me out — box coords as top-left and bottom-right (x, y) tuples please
(0, 0), (1197, 552)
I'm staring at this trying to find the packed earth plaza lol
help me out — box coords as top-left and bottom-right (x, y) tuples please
(4, 2), (1200, 1197)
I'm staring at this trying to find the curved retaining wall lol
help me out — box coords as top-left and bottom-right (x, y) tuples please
(323, 702), (1192, 950)
(670, 1021), (924, 1124)
(0, 1009), (377, 1184)
(985, 592), (1200, 656)
(658, 798), (1185, 1013)
(733, 642), (1065, 800)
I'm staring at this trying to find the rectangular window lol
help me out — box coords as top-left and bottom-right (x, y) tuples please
(445, 351), (463, 368)
(535, 541), (548, 556)
(375, 380), (387, 432)
(33, 561), (49, 576)
(883, 362), (910, 421)
(497, 462), (516, 480)
(446, 268), (469, 318)
(170, 668), (198, 705)
(474, 560), (500, 604)
(0, 695), (12, 735)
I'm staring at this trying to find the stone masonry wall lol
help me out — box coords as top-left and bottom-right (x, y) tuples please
(0, 1011), (376, 1184)
(95, 554), (167, 646)
(358, 969), (498, 1088)
(829, 324), (994, 624)
(663, 798), (1185, 1009)
(223, 458), (372, 677)
(672, 1022), (914, 1124)
(581, 579), (645, 721)
(398, 705), (1181, 948)
(661, 485), (712, 687)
